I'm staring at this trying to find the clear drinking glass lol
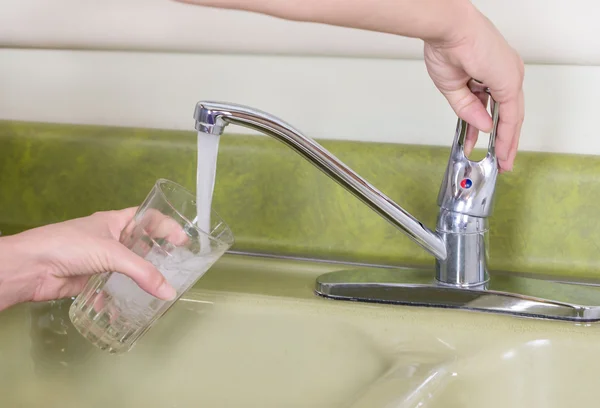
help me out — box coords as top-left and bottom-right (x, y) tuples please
(68, 179), (234, 354)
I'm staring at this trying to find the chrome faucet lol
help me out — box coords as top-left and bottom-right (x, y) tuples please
(193, 79), (600, 322)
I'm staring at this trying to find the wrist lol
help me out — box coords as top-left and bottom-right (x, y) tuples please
(426, 0), (481, 46)
(0, 234), (42, 311)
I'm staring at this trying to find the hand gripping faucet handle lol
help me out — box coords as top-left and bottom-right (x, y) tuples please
(437, 79), (500, 219)
(434, 79), (500, 287)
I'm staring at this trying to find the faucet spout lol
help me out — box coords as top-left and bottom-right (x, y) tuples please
(193, 101), (447, 261)
(190, 90), (600, 324)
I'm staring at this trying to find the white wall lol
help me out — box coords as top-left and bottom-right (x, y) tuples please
(1, 1), (599, 155)
(2, 0), (600, 65)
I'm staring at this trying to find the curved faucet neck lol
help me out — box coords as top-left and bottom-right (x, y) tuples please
(194, 101), (447, 261)
(193, 93), (499, 287)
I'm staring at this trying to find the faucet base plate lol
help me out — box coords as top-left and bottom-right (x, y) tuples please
(314, 267), (600, 322)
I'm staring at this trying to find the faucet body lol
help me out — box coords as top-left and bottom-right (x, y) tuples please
(194, 80), (498, 288)
(192, 79), (600, 322)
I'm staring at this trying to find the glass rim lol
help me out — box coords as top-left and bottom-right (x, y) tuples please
(152, 178), (234, 246)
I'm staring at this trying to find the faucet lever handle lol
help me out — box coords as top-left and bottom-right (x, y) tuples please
(437, 79), (500, 218)
(456, 79), (500, 158)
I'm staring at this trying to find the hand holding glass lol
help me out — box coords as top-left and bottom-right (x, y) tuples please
(69, 179), (234, 354)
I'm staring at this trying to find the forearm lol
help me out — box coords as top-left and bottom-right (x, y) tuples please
(0, 235), (39, 311)
(176, 0), (477, 43)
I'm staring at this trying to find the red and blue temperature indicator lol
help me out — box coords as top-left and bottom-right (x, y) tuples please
(460, 178), (473, 189)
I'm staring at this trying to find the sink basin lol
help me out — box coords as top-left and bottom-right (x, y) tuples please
(1, 254), (599, 407)
(0, 291), (452, 408)
(423, 338), (599, 408)
(348, 336), (600, 408)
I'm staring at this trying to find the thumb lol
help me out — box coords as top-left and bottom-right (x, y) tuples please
(104, 240), (177, 301)
(443, 85), (493, 134)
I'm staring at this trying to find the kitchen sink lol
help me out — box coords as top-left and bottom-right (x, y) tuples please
(1, 254), (599, 407)
(422, 337), (599, 408)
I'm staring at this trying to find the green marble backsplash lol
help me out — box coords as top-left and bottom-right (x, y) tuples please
(1, 120), (600, 279)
